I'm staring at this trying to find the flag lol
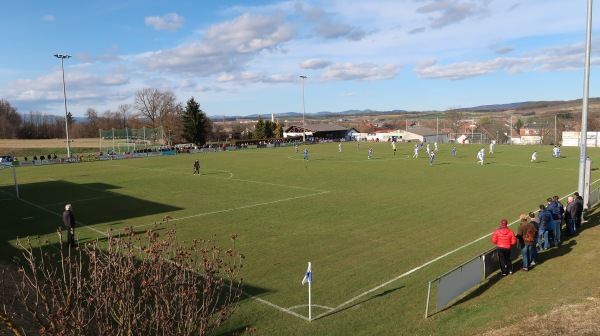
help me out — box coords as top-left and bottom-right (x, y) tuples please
(301, 262), (312, 285)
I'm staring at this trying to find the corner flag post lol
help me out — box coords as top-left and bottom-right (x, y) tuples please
(301, 262), (312, 321)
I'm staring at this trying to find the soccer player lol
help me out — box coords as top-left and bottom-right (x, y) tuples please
(434, 142), (438, 151)
(489, 142), (494, 153)
(413, 145), (419, 158)
(531, 151), (537, 162)
(556, 146), (561, 158)
(368, 148), (373, 160)
(452, 146), (457, 157)
(303, 149), (309, 161)
(357, 141), (360, 150)
(193, 159), (200, 175)
(477, 149), (484, 165)
(429, 150), (435, 165)
(426, 143), (430, 153)
(392, 141), (397, 155)
(339, 143), (342, 153)
(553, 146), (560, 158)
(295, 144), (298, 154)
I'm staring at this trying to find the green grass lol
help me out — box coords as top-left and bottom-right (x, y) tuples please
(2, 142), (600, 335)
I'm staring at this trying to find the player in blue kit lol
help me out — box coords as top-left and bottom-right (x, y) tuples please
(303, 149), (309, 161)
(452, 146), (457, 157)
(368, 148), (373, 160)
(429, 151), (435, 165)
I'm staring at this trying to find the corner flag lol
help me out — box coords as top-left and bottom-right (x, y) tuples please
(302, 262), (312, 285)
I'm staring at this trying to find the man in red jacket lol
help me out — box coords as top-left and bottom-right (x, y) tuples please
(492, 219), (517, 276)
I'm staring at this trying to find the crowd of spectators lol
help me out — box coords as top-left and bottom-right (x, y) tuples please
(492, 192), (584, 275)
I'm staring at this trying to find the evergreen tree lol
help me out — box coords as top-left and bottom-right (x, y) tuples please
(274, 121), (283, 138)
(181, 97), (210, 145)
(253, 116), (266, 139)
(264, 120), (275, 139)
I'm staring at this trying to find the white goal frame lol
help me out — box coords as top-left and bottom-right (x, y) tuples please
(0, 163), (19, 199)
(117, 142), (136, 154)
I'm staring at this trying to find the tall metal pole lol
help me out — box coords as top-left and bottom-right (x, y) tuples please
(55, 54), (72, 158)
(578, 0), (593, 196)
(554, 115), (557, 145)
(510, 115), (513, 145)
(300, 75), (307, 142)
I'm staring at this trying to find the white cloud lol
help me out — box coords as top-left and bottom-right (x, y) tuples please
(296, 3), (367, 41)
(300, 58), (332, 69)
(145, 13), (185, 32)
(321, 63), (401, 81)
(340, 93), (356, 97)
(42, 15), (55, 22)
(415, 0), (492, 29)
(140, 13), (295, 77)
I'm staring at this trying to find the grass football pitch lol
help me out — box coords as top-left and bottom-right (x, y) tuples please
(1, 142), (600, 335)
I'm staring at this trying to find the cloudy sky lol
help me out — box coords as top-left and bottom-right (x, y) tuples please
(1, 0), (599, 117)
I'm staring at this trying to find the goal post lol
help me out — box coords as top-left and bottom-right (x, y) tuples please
(117, 142), (136, 154)
(0, 163), (19, 199)
(100, 127), (164, 152)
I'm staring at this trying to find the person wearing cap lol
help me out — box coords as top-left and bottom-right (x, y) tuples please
(62, 204), (76, 248)
(491, 219), (517, 276)
(516, 215), (537, 271)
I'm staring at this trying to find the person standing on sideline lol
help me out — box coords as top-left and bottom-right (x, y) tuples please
(303, 149), (309, 161)
(62, 204), (76, 248)
(564, 196), (577, 235)
(574, 192), (584, 228)
(452, 146), (457, 157)
(429, 150), (435, 165)
(491, 219), (516, 276)
(368, 148), (373, 160)
(193, 159), (200, 175)
(531, 151), (537, 162)
(528, 212), (540, 265)
(477, 149), (484, 165)
(413, 144), (419, 158)
(516, 214), (537, 271)
(537, 205), (552, 250)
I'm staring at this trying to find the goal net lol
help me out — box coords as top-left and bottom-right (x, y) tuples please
(117, 143), (136, 154)
(0, 163), (19, 199)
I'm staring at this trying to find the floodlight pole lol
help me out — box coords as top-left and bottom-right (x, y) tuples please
(578, 0), (593, 196)
(55, 54), (72, 158)
(300, 75), (307, 142)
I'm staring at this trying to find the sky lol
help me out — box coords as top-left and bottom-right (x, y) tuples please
(1, 0), (599, 118)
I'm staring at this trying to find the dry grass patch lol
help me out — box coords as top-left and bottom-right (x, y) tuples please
(0, 138), (99, 149)
(479, 297), (600, 336)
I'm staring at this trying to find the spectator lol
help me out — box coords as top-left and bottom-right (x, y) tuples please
(537, 205), (552, 250)
(574, 192), (584, 228)
(528, 212), (540, 265)
(491, 219), (517, 276)
(62, 204), (76, 248)
(547, 197), (561, 246)
(516, 214), (537, 271)
(564, 196), (577, 236)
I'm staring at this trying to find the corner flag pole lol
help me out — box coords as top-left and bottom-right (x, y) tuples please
(301, 262), (313, 321)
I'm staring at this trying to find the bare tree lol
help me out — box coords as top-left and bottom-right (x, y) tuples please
(1, 224), (245, 335)
(133, 88), (177, 129)
(446, 106), (464, 141)
(116, 104), (133, 129)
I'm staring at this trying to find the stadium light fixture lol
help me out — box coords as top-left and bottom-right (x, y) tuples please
(300, 75), (307, 142)
(54, 54), (72, 158)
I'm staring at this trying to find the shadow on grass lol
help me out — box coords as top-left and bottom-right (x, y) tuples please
(315, 285), (405, 320)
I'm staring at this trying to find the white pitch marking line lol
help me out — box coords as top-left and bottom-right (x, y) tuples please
(312, 188), (590, 320)
(287, 304), (335, 311)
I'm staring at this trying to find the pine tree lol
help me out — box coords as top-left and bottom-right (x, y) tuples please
(181, 97), (210, 145)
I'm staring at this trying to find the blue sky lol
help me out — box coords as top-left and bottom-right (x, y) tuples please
(1, 0), (599, 117)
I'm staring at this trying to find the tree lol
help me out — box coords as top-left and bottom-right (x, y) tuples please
(446, 106), (464, 141)
(274, 122), (283, 138)
(0, 225), (244, 335)
(253, 116), (266, 139)
(181, 97), (210, 145)
(117, 104), (133, 129)
(264, 120), (275, 139)
(133, 88), (177, 128)
(0, 99), (22, 139)
(516, 118), (524, 133)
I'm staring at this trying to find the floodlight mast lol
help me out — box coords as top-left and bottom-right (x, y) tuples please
(300, 75), (307, 142)
(54, 54), (72, 158)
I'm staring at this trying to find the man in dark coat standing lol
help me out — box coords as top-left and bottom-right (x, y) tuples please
(62, 204), (76, 247)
